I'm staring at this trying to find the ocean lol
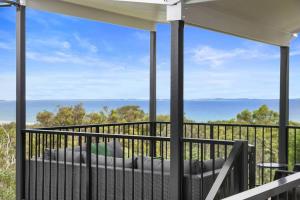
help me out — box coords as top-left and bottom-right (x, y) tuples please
(0, 99), (300, 123)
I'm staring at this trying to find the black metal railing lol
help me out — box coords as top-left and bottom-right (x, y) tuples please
(39, 121), (300, 185)
(22, 127), (248, 200)
(205, 140), (248, 200)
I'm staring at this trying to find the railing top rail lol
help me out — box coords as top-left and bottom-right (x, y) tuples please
(38, 121), (151, 130)
(38, 121), (284, 130)
(23, 129), (236, 145)
(157, 121), (300, 129)
(176, 122), (280, 128)
(183, 137), (235, 145)
(223, 172), (300, 200)
(287, 125), (300, 129)
(34, 121), (300, 132)
(23, 128), (170, 141)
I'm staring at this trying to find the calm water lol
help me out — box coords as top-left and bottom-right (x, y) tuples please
(0, 99), (300, 123)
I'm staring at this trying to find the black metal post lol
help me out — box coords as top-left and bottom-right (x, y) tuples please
(210, 124), (214, 159)
(150, 31), (157, 156)
(279, 46), (289, 164)
(149, 31), (157, 124)
(16, 3), (26, 200)
(233, 141), (248, 193)
(240, 141), (249, 191)
(248, 145), (256, 189)
(170, 20), (184, 200)
(86, 136), (92, 200)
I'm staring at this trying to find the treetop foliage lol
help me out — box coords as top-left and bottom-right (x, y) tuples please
(236, 104), (279, 125)
(35, 104), (293, 127)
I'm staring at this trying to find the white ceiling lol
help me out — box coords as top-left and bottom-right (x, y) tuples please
(26, 0), (300, 46)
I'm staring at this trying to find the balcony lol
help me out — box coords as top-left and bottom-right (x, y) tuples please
(20, 121), (300, 199)
(3, 0), (300, 199)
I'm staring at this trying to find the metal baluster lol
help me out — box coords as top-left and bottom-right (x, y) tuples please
(122, 138), (125, 200)
(71, 133), (74, 200)
(262, 127), (265, 183)
(141, 138), (145, 200)
(161, 139), (164, 200)
(104, 137), (108, 200)
(132, 138), (135, 200)
(294, 128), (297, 164)
(79, 135), (82, 200)
(63, 135), (67, 200)
(56, 133), (59, 200)
(35, 133), (38, 200)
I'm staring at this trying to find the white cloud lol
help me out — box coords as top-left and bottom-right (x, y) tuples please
(26, 50), (127, 71)
(191, 46), (242, 66)
(74, 33), (98, 53)
(24, 32), (151, 99)
(28, 37), (71, 50)
(133, 31), (149, 41)
(0, 73), (16, 100)
(62, 41), (71, 49)
(26, 9), (66, 28)
(190, 43), (300, 68)
(139, 55), (150, 66)
(291, 47), (300, 56)
(25, 66), (151, 100)
(183, 66), (280, 99)
(0, 30), (15, 50)
(190, 45), (280, 67)
(0, 42), (14, 50)
(101, 40), (114, 52)
(26, 33), (120, 69)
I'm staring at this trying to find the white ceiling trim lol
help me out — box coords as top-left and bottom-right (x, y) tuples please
(26, 0), (157, 31)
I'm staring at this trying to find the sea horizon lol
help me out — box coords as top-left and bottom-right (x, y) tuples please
(1, 98), (300, 123)
(1, 98), (300, 101)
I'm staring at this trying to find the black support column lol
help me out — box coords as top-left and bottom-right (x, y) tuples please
(279, 46), (289, 164)
(16, 3), (26, 200)
(149, 31), (157, 123)
(149, 31), (157, 156)
(170, 20), (184, 200)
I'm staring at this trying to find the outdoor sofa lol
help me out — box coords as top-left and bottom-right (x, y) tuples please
(25, 142), (234, 200)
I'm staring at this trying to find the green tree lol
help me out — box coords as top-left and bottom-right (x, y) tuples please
(36, 110), (54, 127)
(0, 123), (16, 200)
(252, 105), (279, 124)
(52, 104), (86, 126)
(107, 105), (147, 123)
(236, 109), (252, 123)
(84, 112), (106, 124)
(235, 105), (279, 125)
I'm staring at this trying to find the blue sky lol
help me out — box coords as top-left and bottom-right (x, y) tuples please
(1, 7), (300, 100)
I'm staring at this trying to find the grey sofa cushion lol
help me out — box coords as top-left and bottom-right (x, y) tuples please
(44, 145), (86, 161)
(44, 148), (83, 163)
(107, 141), (123, 158)
(44, 148), (55, 160)
(90, 141), (123, 158)
(203, 158), (225, 172)
(74, 143), (86, 151)
(137, 157), (203, 175)
(56, 149), (83, 163)
(82, 153), (136, 168)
